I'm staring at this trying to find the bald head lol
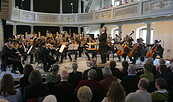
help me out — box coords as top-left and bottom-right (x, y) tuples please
(128, 64), (136, 74)
(138, 78), (150, 90)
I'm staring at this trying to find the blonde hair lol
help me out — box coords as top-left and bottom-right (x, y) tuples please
(77, 86), (93, 102)
(107, 81), (125, 102)
(0, 99), (9, 102)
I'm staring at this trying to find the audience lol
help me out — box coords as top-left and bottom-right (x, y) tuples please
(166, 62), (173, 89)
(0, 74), (22, 102)
(151, 78), (169, 102)
(83, 59), (103, 81)
(160, 58), (166, 65)
(100, 67), (117, 96)
(77, 86), (93, 102)
(121, 64), (140, 95)
(157, 64), (169, 79)
(102, 81), (126, 102)
(110, 61), (123, 79)
(20, 64), (33, 93)
(146, 58), (157, 77)
(121, 61), (129, 77)
(52, 70), (76, 102)
(42, 95), (57, 102)
(68, 63), (82, 87)
(23, 70), (49, 101)
(125, 78), (152, 102)
(76, 69), (103, 102)
(140, 63), (154, 82)
(0, 99), (9, 102)
(46, 64), (61, 84)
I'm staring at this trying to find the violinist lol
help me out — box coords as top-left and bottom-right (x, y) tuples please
(2, 39), (24, 74)
(68, 40), (79, 62)
(85, 38), (97, 60)
(40, 42), (56, 72)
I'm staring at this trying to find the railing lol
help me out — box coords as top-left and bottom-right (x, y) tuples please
(10, 0), (173, 25)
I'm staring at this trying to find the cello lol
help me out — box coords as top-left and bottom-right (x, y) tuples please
(146, 40), (161, 58)
(127, 45), (138, 58)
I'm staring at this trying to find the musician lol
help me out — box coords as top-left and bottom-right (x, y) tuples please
(2, 39), (24, 74)
(85, 39), (97, 60)
(78, 37), (86, 57)
(40, 43), (56, 72)
(68, 40), (78, 62)
(148, 40), (163, 59)
(99, 26), (109, 64)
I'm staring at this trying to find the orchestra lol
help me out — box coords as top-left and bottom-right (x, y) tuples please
(1, 27), (164, 72)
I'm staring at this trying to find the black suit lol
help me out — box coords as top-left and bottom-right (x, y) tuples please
(53, 81), (76, 102)
(68, 71), (82, 87)
(41, 47), (56, 71)
(99, 32), (108, 63)
(110, 67), (123, 79)
(121, 75), (140, 95)
(24, 84), (49, 101)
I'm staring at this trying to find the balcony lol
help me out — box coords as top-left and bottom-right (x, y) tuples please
(9, 0), (173, 25)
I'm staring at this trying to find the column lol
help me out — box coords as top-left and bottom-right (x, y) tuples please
(30, 0), (33, 11)
(78, 26), (81, 34)
(118, 25), (122, 38)
(78, 0), (81, 13)
(60, 26), (63, 33)
(31, 25), (34, 34)
(146, 23), (151, 44)
(0, 21), (4, 51)
(13, 24), (17, 35)
(101, 0), (104, 8)
(60, 0), (62, 14)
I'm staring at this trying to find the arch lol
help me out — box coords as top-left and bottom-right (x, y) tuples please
(111, 27), (119, 38)
(136, 26), (153, 44)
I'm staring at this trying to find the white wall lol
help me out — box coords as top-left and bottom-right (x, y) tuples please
(152, 21), (173, 59)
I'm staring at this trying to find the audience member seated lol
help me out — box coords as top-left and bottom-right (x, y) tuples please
(76, 69), (103, 102)
(68, 63), (82, 87)
(157, 65), (169, 80)
(166, 62), (173, 89)
(151, 78), (169, 102)
(23, 70), (49, 101)
(125, 78), (152, 102)
(83, 59), (103, 81)
(146, 58), (157, 77)
(121, 61), (129, 77)
(121, 64), (140, 95)
(102, 81), (126, 102)
(42, 95), (57, 102)
(46, 64), (61, 84)
(0, 99), (9, 102)
(0, 74), (22, 102)
(140, 63), (154, 82)
(20, 64), (33, 93)
(52, 70), (76, 102)
(110, 61), (123, 79)
(100, 67), (117, 96)
(77, 86), (93, 102)
(160, 58), (166, 65)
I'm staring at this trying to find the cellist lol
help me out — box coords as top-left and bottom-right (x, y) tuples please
(147, 40), (163, 59)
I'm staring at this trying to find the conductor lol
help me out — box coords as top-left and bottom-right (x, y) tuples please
(99, 26), (108, 64)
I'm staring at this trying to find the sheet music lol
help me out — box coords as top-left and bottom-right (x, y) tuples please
(27, 46), (33, 54)
(59, 45), (65, 53)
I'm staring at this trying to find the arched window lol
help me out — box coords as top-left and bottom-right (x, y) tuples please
(111, 27), (119, 39)
(136, 26), (153, 44)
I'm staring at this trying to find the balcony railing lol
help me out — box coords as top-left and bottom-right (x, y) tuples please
(10, 0), (173, 25)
